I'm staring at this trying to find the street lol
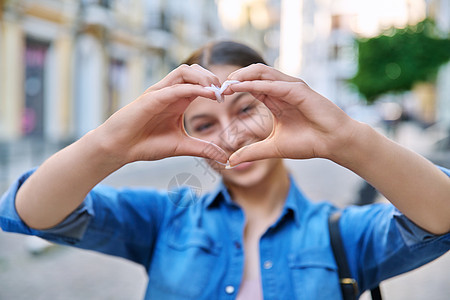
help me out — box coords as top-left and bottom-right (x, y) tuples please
(0, 122), (449, 299)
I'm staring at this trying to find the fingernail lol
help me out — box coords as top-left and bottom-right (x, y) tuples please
(205, 81), (240, 103)
(225, 160), (233, 169)
(219, 80), (240, 94)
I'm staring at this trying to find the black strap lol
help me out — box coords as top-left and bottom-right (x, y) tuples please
(328, 211), (382, 300)
(329, 212), (359, 300)
(371, 286), (382, 300)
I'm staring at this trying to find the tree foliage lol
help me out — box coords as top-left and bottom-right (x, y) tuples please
(350, 19), (450, 103)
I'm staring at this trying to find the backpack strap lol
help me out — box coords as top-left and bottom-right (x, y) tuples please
(328, 211), (383, 300)
(328, 211), (359, 300)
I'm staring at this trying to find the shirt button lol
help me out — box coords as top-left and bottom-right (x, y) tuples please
(225, 285), (235, 294)
(263, 260), (273, 269)
(234, 241), (241, 249)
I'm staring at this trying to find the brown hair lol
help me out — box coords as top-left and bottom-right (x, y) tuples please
(182, 41), (267, 69)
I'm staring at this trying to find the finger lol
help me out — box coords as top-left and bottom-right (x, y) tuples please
(147, 64), (220, 93)
(228, 139), (279, 166)
(189, 64), (221, 86)
(230, 80), (291, 100)
(230, 80), (313, 106)
(149, 83), (217, 108)
(177, 135), (228, 164)
(228, 63), (303, 83)
(220, 80), (241, 96)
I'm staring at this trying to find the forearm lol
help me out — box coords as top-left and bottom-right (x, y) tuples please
(333, 122), (450, 235)
(16, 130), (124, 230)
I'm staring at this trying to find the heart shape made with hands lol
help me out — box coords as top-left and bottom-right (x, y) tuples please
(183, 80), (275, 169)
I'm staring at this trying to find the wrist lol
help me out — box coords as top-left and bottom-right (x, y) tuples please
(328, 121), (380, 170)
(79, 128), (128, 172)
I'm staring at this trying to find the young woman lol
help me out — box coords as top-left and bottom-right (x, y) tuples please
(1, 41), (449, 299)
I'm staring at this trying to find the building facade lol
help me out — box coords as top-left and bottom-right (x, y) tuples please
(0, 0), (448, 144)
(0, 0), (223, 143)
(277, 0), (449, 126)
(432, 0), (450, 131)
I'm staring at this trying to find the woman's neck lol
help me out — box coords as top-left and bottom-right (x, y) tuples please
(225, 161), (290, 219)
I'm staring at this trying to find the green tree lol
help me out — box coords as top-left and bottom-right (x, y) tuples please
(350, 19), (450, 103)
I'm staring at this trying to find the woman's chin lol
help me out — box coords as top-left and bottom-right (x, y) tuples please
(222, 159), (277, 188)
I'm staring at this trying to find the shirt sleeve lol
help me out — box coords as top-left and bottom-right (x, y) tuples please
(0, 168), (172, 268)
(340, 165), (450, 294)
(438, 165), (450, 177)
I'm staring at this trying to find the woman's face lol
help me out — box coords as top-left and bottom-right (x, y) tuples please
(184, 64), (280, 188)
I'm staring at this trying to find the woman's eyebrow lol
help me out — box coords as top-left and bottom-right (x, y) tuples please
(229, 92), (249, 106)
(187, 113), (211, 123)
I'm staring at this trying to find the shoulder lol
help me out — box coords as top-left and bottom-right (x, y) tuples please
(339, 203), (396, 236)
(341, 203), (394, 223)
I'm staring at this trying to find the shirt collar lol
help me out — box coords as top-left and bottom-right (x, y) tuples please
(204, 180), (236, 208)
(204, 175), (310, 228)
(283, 175), (311, 227)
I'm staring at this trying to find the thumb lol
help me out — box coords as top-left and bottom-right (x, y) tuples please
(177, 135), (228, 164)
(229, 139), (278, 166)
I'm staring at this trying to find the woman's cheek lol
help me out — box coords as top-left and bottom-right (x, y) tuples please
(241, 111), (274, 141)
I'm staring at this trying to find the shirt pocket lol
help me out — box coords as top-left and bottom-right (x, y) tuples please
(148, 225), (222, 299)
(288, 248), (342, 300)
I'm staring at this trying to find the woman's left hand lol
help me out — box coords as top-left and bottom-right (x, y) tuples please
(227, 64), (450, 236)
(225, 64), (359, 166)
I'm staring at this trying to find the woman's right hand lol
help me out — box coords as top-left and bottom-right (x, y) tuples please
(15, 64), (227, 229)
(96, 64), (228, 166)
(225, 64), (358, 165)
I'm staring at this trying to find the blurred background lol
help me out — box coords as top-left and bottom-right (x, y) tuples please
(0, 0), (449, 299)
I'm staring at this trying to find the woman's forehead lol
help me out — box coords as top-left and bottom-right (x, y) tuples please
(208, 64), (240, 81)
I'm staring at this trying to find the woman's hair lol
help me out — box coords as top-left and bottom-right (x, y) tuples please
(182, 41), (267, 68)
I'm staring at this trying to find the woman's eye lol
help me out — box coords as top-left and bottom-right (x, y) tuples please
(239, 105), (255, 115)
(194, 122), (213, 133)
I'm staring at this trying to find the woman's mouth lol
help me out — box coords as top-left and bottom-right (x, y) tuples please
(229, 161), (254, 171)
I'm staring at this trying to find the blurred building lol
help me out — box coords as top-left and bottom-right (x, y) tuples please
(0, 0), (222, 143)
(276, 0), (449, 126)
(216, 0), (449, 123)
(431, 0), (450, 131)
(0, 0), (448, 145)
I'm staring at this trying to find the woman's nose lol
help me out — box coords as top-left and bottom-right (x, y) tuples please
(215, 118), (253, 154)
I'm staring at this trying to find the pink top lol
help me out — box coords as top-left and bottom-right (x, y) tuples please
(236, 279), (263, 300)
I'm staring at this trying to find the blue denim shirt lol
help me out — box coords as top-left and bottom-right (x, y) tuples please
(1, 167), (449, 300)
